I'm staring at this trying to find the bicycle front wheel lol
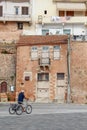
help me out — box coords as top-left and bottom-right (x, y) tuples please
(9, 106), (15, 114)
(26, 105), (32, 114)
(16, 105), (23, 115)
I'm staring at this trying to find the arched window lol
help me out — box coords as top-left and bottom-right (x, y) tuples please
(1, 82), (7, 93)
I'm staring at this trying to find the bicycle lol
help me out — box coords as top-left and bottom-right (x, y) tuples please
(9, 100), (32, 115)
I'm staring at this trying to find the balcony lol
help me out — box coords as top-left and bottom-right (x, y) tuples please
(42, 16), (87, 24)
(53, 0), (86, 2)
(38, 58), (50, 66)
(0, 14), (32, 22)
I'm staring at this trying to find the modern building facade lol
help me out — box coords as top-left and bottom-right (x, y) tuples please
(34, 0), (87, 40)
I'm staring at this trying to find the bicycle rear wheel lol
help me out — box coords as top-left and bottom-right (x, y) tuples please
(26, 105), (32, 114)
(9, 105), (15, 114)
(16, 105), (23, 115)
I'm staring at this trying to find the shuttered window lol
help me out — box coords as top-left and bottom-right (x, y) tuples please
(31, 46), (38, 60)
(22, 7), (28, 15)
(53, 45), (60, 60)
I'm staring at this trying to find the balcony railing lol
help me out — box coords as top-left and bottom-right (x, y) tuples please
(42, 16), (87, 24)
(53, 0), (86, 2)
(38, 58), (50, 66)
(0, 14), (32, 22)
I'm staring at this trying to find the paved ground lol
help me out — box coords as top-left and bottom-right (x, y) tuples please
(0, 103), (87, 130)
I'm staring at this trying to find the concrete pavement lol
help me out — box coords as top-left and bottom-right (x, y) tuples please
(0, 103), (87, 116)
(0, 103), (87, 130)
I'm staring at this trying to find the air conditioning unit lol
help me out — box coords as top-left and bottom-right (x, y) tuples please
(38, 15), (43, 24)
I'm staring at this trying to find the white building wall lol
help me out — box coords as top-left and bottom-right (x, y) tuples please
(0, 0), (86, 36)
(0, 1), (30, 16)
(30, 0), (56, 35)
(31, 0), (87, 36)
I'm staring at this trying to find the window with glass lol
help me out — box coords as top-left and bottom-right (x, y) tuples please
(63, 29), (71, 35)
(53, 45), (60, 59)
(14, 6), (19, 15)
(38, 73), (49, 81)
(31, 46), (38, 60)
(57, 73), (65, 80)
(57, 73), (65, 87)
(42, 29), (49, 35)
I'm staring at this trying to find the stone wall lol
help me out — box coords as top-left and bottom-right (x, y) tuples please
(0, 22), (22, 43)
(71, 42), (87, 104)
(0, 44), (16, 101)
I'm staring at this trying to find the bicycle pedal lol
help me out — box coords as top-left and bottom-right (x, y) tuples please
(23, 109), (26, 112)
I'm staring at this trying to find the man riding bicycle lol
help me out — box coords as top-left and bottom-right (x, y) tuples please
(18, 90), (25, 104)
(9, 89), (32, 115)
(17, 90), (28, 111)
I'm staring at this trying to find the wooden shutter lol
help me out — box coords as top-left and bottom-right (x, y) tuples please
(22, 7), (28, 15)
(59, 11), (65, 16)
(0, 6), (3, 17)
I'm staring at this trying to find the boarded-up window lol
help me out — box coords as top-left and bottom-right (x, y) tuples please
(0, 6), (3, 17)
(53, 45), (60, 59)
(22, 7), (28, 15)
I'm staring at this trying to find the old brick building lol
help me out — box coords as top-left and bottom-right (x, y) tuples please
(16, 35), (69, 103)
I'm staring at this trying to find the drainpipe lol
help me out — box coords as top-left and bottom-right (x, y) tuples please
(67, 35), (71, 103)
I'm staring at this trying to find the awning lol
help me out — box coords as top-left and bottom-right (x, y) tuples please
(57, 3), (86, 11)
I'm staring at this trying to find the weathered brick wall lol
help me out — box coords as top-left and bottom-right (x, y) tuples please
(71, 42), (87, 104)
(0, 22), (23, 43)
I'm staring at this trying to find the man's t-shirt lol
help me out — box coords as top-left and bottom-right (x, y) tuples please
(18, 92), (25, 104)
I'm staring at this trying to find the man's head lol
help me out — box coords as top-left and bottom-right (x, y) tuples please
(21, 90), (24, 93)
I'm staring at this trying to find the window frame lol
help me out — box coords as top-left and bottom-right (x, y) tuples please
(37, 73), (49, 81)
(17, 22), (23, 30)
(53, 45), (60, 60)
(14, 6), (19, 15)
(22, 6), (29, 15)
(41, 46), (49, 58)
(31, 46), (38, 60)
(57, 73), (65, 80)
